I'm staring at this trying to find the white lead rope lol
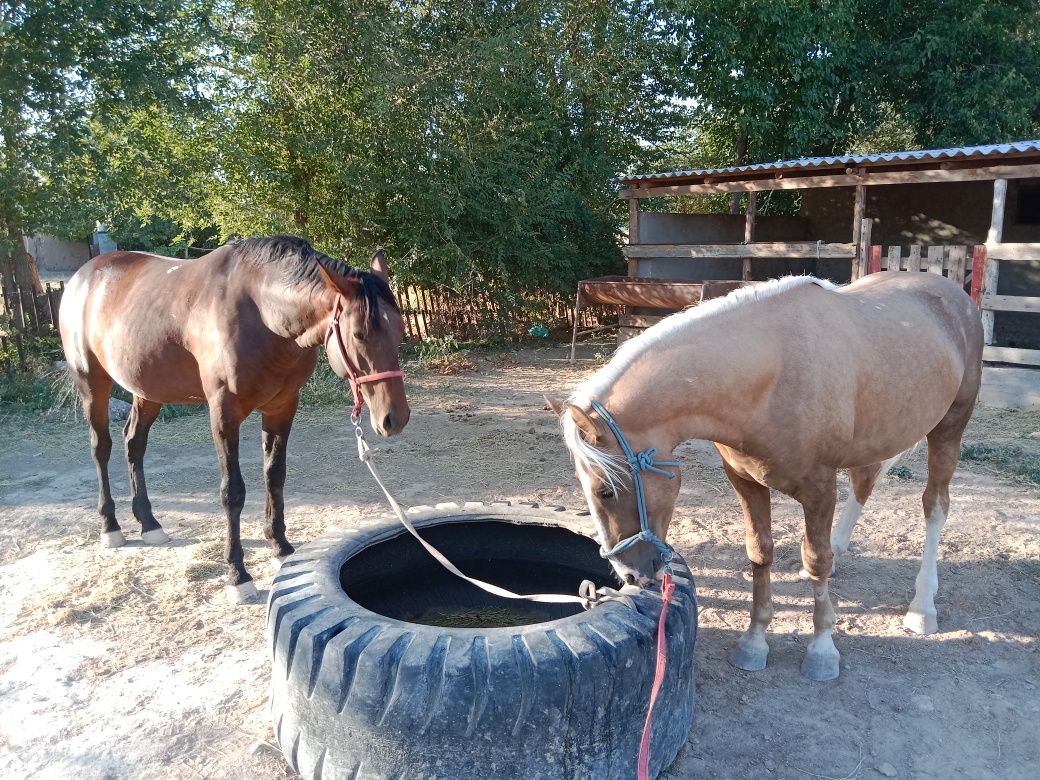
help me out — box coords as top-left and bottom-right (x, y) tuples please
(353, 421), (632, 608)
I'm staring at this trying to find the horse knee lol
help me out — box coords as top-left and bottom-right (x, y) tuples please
(746, 537), (774, 568)
(800, 540), (833, 581)
(221, 481), (246, 513)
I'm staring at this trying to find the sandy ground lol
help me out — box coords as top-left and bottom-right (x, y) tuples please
(1, 345), (1038, 780)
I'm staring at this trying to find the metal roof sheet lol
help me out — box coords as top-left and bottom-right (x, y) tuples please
(620, 140), (1040, 184)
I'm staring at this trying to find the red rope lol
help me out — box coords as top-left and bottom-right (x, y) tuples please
(638, 572), (675, 780)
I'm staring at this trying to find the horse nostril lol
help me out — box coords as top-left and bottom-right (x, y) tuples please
(652, 556), (662, 572)
(382, 413), (393, 432)
(623, 573), (636, 586)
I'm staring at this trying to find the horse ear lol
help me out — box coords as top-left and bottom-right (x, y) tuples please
(544, 395), (566, 416)
(316, 262), (361, 298)
(567, 404), (601, 444)
(370, 247), (389, 283)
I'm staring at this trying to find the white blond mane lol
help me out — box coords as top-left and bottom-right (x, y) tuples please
(562, 275), (838, 483)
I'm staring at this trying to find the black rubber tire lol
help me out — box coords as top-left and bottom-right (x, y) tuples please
(267, 501), (697, 779)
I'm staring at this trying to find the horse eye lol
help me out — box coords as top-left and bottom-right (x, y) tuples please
(596, 486), (615, 500)
(352, 330), (366, 341)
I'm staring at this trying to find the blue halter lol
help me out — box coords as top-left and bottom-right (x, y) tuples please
(589, 401), (681, 562)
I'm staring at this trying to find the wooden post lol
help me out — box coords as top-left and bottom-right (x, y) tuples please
(742, 191), (756, 281)
(907, 245), (922, 272)
(887, 246), (902, 271)
(947, 245), (968, 286)
(983, 179), (1007, 344)
(855, 218), (873, 280)
(926, 246), (944, 275)
(851, 185), (866, 246)
(628, 191), (641, 277)
(970, 246), (987, 305)
(868, 245), (882, 275)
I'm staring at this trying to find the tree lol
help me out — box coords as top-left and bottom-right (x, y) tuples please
(213, 1), (688, 299)
(0, 0), (216, 290)
(883, 0), (1040, 147)
(664, 0), (1040, 181)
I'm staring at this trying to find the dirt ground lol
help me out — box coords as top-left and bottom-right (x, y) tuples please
(1, 345), (1038, 780)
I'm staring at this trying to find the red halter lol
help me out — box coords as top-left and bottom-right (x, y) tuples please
(324, 297), (405, 420)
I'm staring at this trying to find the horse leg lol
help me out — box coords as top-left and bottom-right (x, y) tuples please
(903, 401), (972, 634)
(832, 463), (884, 555)
(79, 374), (123, 547)
(797, 471), (840, 681)
(261, 397), (299, 565)
(124, 396), (168, 544)
(208, 396), (255, 604)
(722, 461), (775, 672)
(798, 462), (882, 579)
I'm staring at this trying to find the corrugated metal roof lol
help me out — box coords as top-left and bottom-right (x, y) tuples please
(620, 140), (1040, 184)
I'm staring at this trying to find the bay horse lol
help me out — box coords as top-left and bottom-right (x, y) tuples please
(59, 235), (409, 603)
(551, 272), (982, 680)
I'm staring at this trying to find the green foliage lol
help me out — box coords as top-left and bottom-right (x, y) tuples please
(0, 0), (220, 283)
(298, 362), (350, 408)
(209, 1), (685, 298)
(665, 0), (1040, 167)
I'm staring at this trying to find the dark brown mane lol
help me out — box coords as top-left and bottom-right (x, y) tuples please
(232, 235), (399, 327)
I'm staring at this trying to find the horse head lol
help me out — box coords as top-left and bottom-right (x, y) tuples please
(319, 249), (410, 436)
(550, 398), (681, 587)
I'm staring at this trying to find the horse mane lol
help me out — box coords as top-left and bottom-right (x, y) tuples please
(563, 275), (839, 484)
(232, 235), (398, 327)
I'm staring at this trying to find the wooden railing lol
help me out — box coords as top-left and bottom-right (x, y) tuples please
(0, 280), (609, 370)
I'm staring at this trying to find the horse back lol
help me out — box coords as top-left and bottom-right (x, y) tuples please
(60, 248), (239, 403)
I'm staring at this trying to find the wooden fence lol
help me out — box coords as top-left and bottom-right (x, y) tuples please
(0, 280), (611, 370)
(1, 282), (65, 370)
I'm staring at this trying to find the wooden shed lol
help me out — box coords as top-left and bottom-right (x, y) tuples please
(583, 140), (1040, 373)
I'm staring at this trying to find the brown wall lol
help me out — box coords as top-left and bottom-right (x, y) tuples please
(635, 212), (812, 280)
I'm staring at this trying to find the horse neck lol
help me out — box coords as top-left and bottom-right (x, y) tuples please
(590, 325), (767, 452)
(260, 279), (338, 349)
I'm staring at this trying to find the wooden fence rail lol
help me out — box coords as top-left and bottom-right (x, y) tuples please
(1, 280), (611, 371)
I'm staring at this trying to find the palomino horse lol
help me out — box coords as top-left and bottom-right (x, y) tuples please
(552, 272), (982, 680)
(60, 235), (409, 603)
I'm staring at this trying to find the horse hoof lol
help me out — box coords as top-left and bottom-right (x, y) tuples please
(801, 650), (840, 681)
(101, 530), (126, 549)
(141, 528), (170, 545)
(728, 643), (769, 672)
(903, 610), (938, 635)
(226, 581), (259, 605)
